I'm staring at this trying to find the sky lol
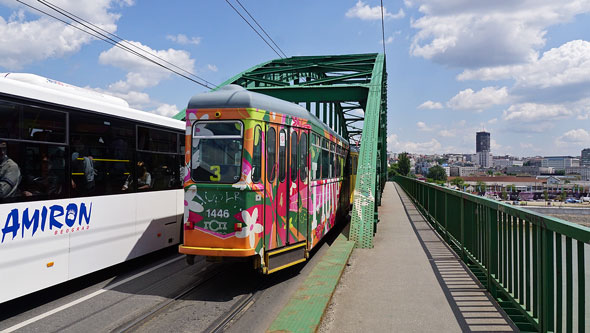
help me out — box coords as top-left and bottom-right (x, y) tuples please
(1, 1), (590, 157)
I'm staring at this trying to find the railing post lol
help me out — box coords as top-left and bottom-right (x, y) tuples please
(460, 195), (466, 261)
(444, 192), (448, 241)
(488, 206), (498, 298)
(540, 227), (554, 332)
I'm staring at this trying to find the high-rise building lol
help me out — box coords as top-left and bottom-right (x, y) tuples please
(476, 131), (490, 153)
(582, 148), (590, 166)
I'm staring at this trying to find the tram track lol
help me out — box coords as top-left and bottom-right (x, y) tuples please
(205, 287), (261, 333)
(116, 264), (223, 333)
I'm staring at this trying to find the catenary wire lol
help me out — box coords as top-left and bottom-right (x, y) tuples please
(16, 0), (214, 89)
(234, 0), (287, 58)
(37, 0), (217, 88)
(380, 0), (386, 56)
(224, 0), (284, 59)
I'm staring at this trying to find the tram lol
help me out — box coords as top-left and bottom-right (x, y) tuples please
(0, 73), (184, 303)
(179, 85), (352, 273)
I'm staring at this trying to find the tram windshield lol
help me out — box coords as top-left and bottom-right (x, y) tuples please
(191, 121), (243, 183)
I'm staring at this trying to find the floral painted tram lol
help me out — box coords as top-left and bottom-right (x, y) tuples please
(179, 85), (352, 273)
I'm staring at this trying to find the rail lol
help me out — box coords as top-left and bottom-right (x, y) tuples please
(394, 176), (589, 332)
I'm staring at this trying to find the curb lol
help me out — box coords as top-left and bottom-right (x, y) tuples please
(267, 234), (355, 333)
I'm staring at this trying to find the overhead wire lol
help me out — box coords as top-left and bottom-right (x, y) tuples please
(224, 0), (285, 59)
(380, 0), (386, 56)
(36, 0), (217, 88)
(234, 0), (287, 58)
(16, 0), (214, 89)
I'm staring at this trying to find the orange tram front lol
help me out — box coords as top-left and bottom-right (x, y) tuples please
(179, 85), (352, 273)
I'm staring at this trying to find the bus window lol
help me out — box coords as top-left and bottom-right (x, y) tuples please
(252, 126), (262, 183)
(22, 105), (66, 143)
(191, 121), (243, 183)
(266, 127), (276, 182)
(0, 101), (20, 139)
(70, 112), (134, 196)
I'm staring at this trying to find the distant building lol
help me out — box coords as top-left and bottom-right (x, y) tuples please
(581, 148), (590, 166)
(542, 156), (579, 170)
(506, 166), (541, 176)
(477, 151), (492, 168)
(493, 158), (511, 168)
(565, 167), (590, 180)
(476, 131), (490, 152)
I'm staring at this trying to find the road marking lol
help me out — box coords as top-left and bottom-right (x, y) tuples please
(2, 255), (184, 333)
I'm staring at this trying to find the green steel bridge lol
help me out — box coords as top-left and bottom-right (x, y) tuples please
(175, 53), (387, 249)
(175, 53), (589, 332)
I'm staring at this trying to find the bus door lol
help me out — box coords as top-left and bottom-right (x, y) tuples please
(276, 125), (289, 246)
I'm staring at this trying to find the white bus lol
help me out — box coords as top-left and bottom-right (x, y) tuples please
(0, 73), (185, 303)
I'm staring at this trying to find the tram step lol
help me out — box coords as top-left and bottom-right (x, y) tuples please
(265, 242), (307, 274)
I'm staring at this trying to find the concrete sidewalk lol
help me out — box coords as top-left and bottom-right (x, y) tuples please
(319, 182), (517, 332)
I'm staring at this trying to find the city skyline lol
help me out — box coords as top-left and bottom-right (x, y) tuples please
(0, 2), (589, 156)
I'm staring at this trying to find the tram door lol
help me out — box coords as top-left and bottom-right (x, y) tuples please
(264, 124), (279, 251)
(287, 128), (299, 244)
(276, 126), (289, 247)
(296, 129), (309, 243)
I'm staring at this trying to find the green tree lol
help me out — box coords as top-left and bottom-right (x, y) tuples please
(506, 184), (517, 192)
(398, 152), (411, 176)
(487, 169), (494, 176)
(560, 190), (567, 202)
(388, 163), (399, 180)
(451, 177), (464, 187)
(475, 181), (486, 193)
(501, 189), (508, 200)
(427, 165), (447, 181)
(543, 190), (548, 201)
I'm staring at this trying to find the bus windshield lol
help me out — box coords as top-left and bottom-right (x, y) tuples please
(191, 121), (243, 183)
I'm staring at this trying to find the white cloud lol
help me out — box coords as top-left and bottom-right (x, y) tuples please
(556, 129), (590, 146)
(166, 34), (201, 46)
(418, 100), (443, 109)
(207, 64), (218, 72)
(502, 103), (572, 122)
(416, 121), (433, 131)
(459, 40), (590, 90)
(383, 36), (394, 44)
(439, 129), (455, 137)
(488, 118), (498, 124)
(153, 103), (180, 117)
(447, 86), (510, 111)
(346, 1), (405, 20)
(99, 40), (195, 92)
(387, 133), (442, 154)
(0, 0), (132, 69)
(409, 1), (590, 68)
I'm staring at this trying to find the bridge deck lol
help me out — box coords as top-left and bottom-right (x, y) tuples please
(321, 182), (518, 332)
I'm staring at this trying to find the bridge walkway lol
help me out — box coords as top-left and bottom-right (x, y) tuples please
(320, 182), (518, 332)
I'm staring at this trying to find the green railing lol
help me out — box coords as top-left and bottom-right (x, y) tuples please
(395, 176), (589, 332)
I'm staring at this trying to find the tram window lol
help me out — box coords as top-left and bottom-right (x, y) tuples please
(0, 141), (67, 202)
(252, 126), (262, 183)
(290, 131), (298, 181)
(138, 126), (177, 153)
(266, 127), (276, 182)
(191, 121), (243, 183)
(322, 139), (329, 179)
(299, 133), (307, 182)
(70, 112), (134, 196)
(0, 100), (20, 139)
(22, 106), (66, 143)
(279, 129), (287, 183)
(330, 142), (335, 179)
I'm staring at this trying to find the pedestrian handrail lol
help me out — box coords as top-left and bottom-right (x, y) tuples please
(394, 175), (589, 332)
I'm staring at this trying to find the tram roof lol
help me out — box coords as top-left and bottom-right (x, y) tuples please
(188, 85), (347, 144)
